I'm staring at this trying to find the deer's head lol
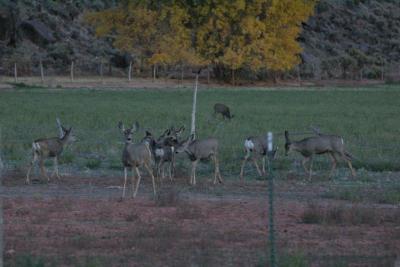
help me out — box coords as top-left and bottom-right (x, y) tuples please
(158, 126), (185, 147)
(60, 125), (76, 143)
(175, 133), (194, 154)
(118, 121), (139, 143)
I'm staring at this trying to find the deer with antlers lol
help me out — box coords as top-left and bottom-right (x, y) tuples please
(26, 118), (75, 183)
(118, 121), (156, 198)
(284, 130), (356, 180)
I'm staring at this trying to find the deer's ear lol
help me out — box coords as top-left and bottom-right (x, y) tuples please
(176, 126), (185, 135)
(132, 122), (139, 132)
(118, 121), (125, 131)
(284, 131), (289, 142)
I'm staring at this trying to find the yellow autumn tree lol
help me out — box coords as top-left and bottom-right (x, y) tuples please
(86, 0), (317, 82)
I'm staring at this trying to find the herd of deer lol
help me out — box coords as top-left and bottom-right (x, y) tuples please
(24, 103), (356, 198)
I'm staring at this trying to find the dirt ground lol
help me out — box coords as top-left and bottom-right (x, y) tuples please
(1, 172), (399, 267)
(0, 75), (386, 91)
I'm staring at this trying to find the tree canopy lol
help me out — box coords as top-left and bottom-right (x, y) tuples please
(86, 0), (317, 82)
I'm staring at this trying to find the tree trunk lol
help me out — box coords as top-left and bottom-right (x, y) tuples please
(100, 61), (103, 82)
(207, 66), (210, 84)
(180, 64), (184, 84)
(381, 64), (384, 81)
(297, 65), (301, 83)
(39, 59), (44, 83)
(128, 61), (132, 81)
(14, 63), (17, 83)
(231, 68), (235, 86)
(70, 61), (74, 82)
(153, 65), (156, 82)
(190, 74), (199, 138)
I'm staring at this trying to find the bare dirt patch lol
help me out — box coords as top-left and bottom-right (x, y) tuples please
(2, 173), (399, 266)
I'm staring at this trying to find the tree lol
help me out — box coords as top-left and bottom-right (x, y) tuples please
(86, 0), (317, 82)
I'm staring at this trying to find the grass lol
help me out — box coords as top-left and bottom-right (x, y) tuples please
(323, 183), (400, 204)
(1, 85), (400, 179)
(300, 202), (400, 225)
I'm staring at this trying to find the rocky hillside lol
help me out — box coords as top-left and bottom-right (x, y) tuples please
(300, 0), (400, 80)
(0, 0), (124, 76)
(1, 0), (400, 80)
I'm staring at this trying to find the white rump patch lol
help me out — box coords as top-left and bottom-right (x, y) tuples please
(171, 146), (174, 153)
(32, 142), (40, 151)
(244, 139), (254, 150)
(341, 138), (344, 145)
(155, 148), (165, 157)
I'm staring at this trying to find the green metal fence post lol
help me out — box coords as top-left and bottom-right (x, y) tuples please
(267, 132), (276, 267)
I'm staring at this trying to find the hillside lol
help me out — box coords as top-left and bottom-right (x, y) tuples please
(1, 0), (399, 80)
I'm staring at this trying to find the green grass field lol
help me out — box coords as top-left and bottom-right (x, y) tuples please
(1, 85), (400, 178)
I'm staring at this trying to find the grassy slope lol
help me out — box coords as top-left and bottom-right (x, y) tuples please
(1, 85), (400, 177)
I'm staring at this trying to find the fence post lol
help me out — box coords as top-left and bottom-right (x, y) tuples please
(39, 58), (44, 83)
(267, 132), (276, 267)
(70, 61), (74, 82)
(14, 62), (17, 83)
(190, 72), (199, 138)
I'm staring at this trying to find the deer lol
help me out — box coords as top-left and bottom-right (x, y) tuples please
(118, 121), (156, 198)
(214, 103), (234, 120)
(154, 126), (185, 180)
(239, 135), (278, 182)
(26, 119), (75, 184)
(175, 134), (223, 185)
(284, 130), (356, 180)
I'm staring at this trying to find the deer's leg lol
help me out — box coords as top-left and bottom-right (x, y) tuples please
(131, 167), (136, 196)
(328, 153), (337, 178)
(340, 152), (356, 177)
(161, 161), (165, 180)
(191, 160), (198, 185)
(262, 155), (266, 175)
(52, 157), (61, 179)
(213, 155), (223, 184)
(26, 152), (38, 184)
(144, 163), (156, 197)
(122, 167), (128, 198)
(39, 159), (49, 182)
(239, 150), (250, 182)
(168, 161), (173, 181)
(133, 167), (142, 198)
(308, 157), (314, 181)
(301, 157), (310, 175)
(252, 157), (263, 176)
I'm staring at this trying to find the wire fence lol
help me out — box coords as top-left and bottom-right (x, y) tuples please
(0, 125), (399, 266)
(2, 58), (400, 85)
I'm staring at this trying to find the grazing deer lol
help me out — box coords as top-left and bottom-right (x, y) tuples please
(284, 130), (356, 180)
(176, 135), (223, 185)
(119, 121), (156, 198)
(214, 103), (234, 120)
(26, 120), (75, 183)
(239, 136), (278, 182)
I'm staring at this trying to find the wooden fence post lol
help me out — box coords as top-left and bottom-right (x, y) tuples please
(14, 62), (17, 83)
(70, 61), (74, 82)
(40, 59), (44, 83)
(128, 60), (132, 81)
